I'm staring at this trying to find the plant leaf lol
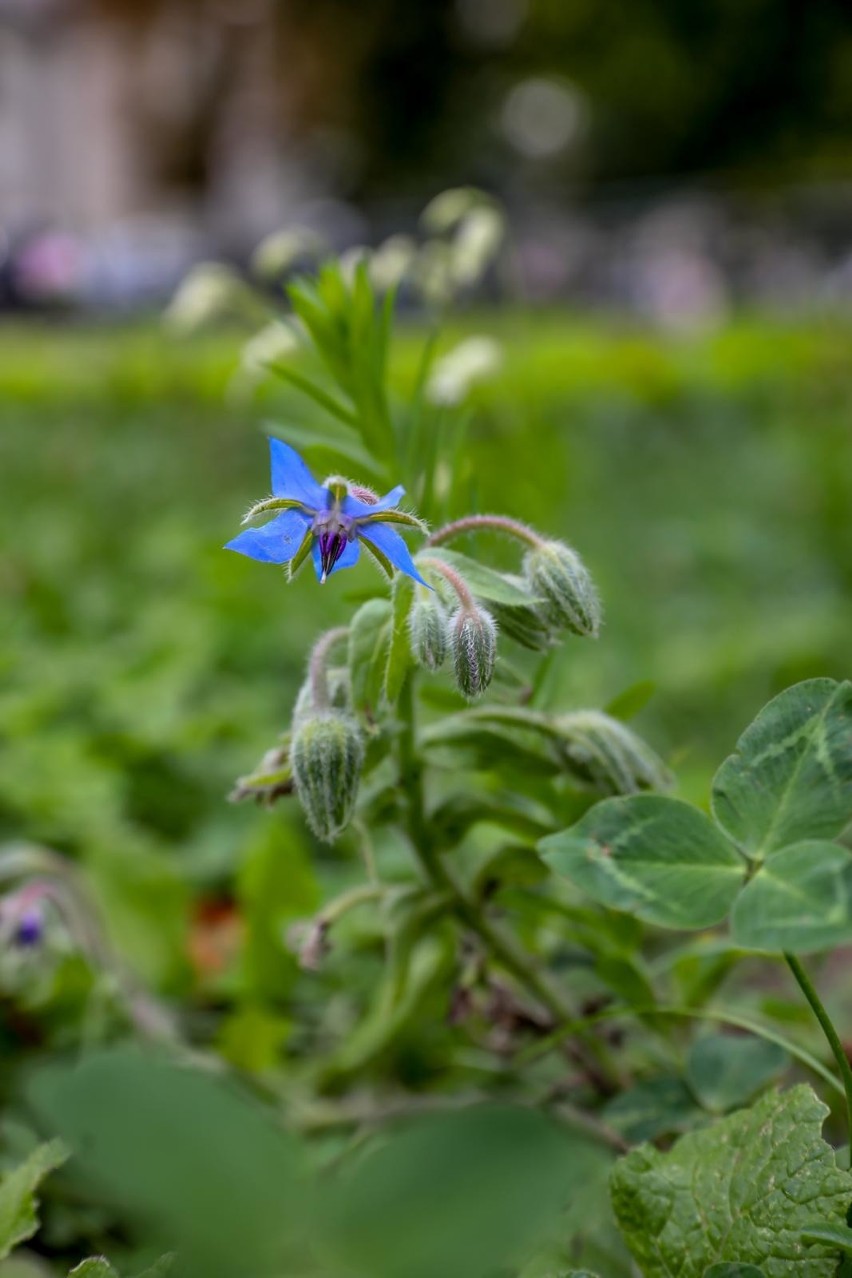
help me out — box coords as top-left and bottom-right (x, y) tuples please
(0, 1140), (67, 1263)
(540, 795), (744, 929)
(610, 1084), (852, 1278)
(422, 549), (537, 605)
(799, 1222), (852, 1255)
(731, 840), (852, 953)
(712, 679), (852, 860)
(385, 575), (415, 704)
(348, 599), (393, 715)
(685, 1034), (788, 1113)
(703, 1267), (768, 1278)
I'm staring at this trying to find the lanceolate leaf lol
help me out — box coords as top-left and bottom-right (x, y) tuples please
(422, 549), (538, 605)
(610, 1085), (852, 1277)
(348, 599), (393, 715)
(540, 795), (744, 929)
(711, 679), (852, 860)
(730, 840), (852, 953)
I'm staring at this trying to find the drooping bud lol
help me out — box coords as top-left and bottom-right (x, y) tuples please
(556, 711), (672, 796)
(523, 541), (602, 638)
(290, 713), (364, 842)
(409, 593), (449, 671)
(488, 576), (555, 651)
(449, 605), (497, 699)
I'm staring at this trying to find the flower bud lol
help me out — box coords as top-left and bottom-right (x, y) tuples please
(489, 576), (555, 651)
(409, 593), (449, 671)
(291, 713), (364, 842)
(523, 541), (601, 638)
(450, 605), (497, 699)
(556, 711), (672, 796)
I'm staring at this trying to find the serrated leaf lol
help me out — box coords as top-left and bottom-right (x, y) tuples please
(712, 679), (852, 860)
(0, 1140), (67, 1263)
(424, 549), (537, 605)
(348, 599), (392, 715)
(731, 840), (852, 953)
(685, 1034), (788, 1113)
(385, 576), (415, 704)
(610, 1084), (852, 1278)
(540, 795), (744, 929)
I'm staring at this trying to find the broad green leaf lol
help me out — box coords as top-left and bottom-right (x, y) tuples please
(348, 598), (392, 714)
(610, 1084), (852, 1277)
(0, 1141), (67, 1263)
(703, 1267), (767, 1278)
(30, 1047), (309, 1278)
(385, 575), (415, 704)
(603, 1077), (702, 1143)
(320, 1106), (605, 1278)
(69, 1263), (118, 1278)
(731, 840), (852, 953)
(540, 795), (744, 929)
(712, 679), (852, 860)
(423, 549), (537, 605)
(799, 1222), (852, 1254)
(686, 1034), (788, 1113)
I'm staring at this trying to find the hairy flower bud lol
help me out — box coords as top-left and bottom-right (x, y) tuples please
(291, 713), (364, 842)
(450, 605), (497, 699)
(523, 541), (601, 638)
(409, 593), (449, 671)
(556, 711), (672, 796)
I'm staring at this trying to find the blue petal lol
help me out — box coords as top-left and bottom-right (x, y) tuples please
(360, 520), (431, 587)
(342, 484), (406, 518)
(311, 536), (361, 581)
(225, 509), (311, 563)
(268, 438), (325, 509)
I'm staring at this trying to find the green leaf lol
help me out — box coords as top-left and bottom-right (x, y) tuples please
(610, 1084), (852, 1278)
(385, 575), (415, 704)
(320, 1106), (605, 1278)
(30, 1047), (309, 1278)
(799, 1222), (852, 1255)
(69, 1263), (119, 1278)
(603, 1077), (702, 1143)
(712, 679), (852, 860)
(604, 680), (657, 722)
(731, 840), (852, 953)
(423, 549), (537, 605)
(348, 598), (392, 715)
(540, 795), (744, 929)
(703, 1267), (767, 1278)
(0, 1141), (67, 1263)
(685, 1034), (788, 1113)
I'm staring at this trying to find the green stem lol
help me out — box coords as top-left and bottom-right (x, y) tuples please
(396, 676), (623, 1094)
(785, 952), (852, 1165)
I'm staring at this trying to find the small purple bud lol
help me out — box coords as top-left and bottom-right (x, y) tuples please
(318, 530), (348, 582)
(14, 907), (43, 948)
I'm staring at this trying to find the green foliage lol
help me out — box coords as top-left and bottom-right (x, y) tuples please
(712, 680), (852, 860)
(611, 1086), (852, 1277)
(0, 1143), (66, 1263)
(541, 795), (744, 929)
(731, 841), (852, 953)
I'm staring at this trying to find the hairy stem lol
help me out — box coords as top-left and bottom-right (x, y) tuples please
(396, 676), (622, 1097)
(785, 952), (852, 1165)
(417, 556), (475, 610)
(307, 626), (349, 710)
(427, 514), (544, 550)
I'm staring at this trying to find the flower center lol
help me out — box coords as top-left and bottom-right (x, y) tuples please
(312, 509), (355, 582)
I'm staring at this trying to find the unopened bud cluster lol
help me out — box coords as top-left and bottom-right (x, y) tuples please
(523, 540), (602, 638)
(291, 712), (364, 843)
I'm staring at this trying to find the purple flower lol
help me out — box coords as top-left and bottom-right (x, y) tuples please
(225, 440), (430, 586)
(14, 906), (43, 948)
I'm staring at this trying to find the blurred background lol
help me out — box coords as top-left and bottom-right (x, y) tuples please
(3, 0), (852, 312)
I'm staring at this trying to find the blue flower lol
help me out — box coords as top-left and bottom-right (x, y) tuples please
(226, 439), (430, 586)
